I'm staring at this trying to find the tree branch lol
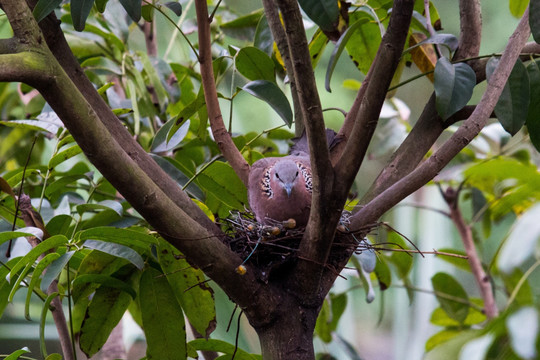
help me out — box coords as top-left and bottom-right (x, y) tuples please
(442, 187), (498, 319)
(261, 0), (305, 135)
(194, 0), (250, 185)
(350, 9), (531, 228)
(333, 0), (415, 197)
(361, 0), (483, 203)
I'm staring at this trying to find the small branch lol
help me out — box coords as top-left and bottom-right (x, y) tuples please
(351, 8), (531, 228)
(442, 187), (498, 319)
(194, 0), (250, 185)
(142, 21), (157, 57)
(261, 0), (305, 134)
(17, 195), (75, 360)
(333, 0), (415, 194)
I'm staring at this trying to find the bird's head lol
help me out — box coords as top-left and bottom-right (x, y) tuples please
(273, 160), (299, 197)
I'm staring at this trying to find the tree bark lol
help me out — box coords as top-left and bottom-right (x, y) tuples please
(254, 303), (318, 360)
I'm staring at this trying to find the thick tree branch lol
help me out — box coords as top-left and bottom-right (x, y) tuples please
(261, 0), (305, 135)
(272, 0), (338, 296)
(351, 9), (531, 229)
(361, 0), (483, 203)
(333, 0), (414, 196)
(443, 187), (498, 319)
(194, 0), (250, 185)
(23, 0), (219, 234)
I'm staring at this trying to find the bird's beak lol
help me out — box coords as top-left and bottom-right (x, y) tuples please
(284, 183), (293, 197)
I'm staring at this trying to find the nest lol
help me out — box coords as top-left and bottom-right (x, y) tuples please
(220, 211), (377, 282)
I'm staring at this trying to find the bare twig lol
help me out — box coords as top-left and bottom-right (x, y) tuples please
(442, 187), (498, 319)
(194, 0), (250, 185)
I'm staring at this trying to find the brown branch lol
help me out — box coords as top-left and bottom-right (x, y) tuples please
(442, 187), (498, 319)
(272, 0), (338, 296)
(350, 8), (531, 228)
(361, 0), (483, 203)
(333, 0), (415, 196)
(261, 0), (305, 135)
(17, 194), (75, 360)
(194, 0), (250, 185)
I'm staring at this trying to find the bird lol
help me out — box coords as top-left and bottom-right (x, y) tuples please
(247, 129), (338, 227)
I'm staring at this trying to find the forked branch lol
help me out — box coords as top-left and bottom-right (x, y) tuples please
(351, 9), (531, 229)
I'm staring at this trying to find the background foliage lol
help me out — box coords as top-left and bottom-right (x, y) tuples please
(1, 0), (540, 359)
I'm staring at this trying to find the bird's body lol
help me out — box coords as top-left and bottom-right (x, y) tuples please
(248, 155), (312, 226)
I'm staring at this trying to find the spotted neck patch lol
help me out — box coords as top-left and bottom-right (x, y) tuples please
(261, 167), (273, 198)
(296, 161), (312, 193)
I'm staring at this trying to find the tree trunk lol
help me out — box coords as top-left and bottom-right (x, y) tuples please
(254, 304), (318, 360)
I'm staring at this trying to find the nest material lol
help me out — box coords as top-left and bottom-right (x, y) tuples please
(221, 211), (377, 281)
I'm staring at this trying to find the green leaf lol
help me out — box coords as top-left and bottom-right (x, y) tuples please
(77, 227), (158, 249)
(235, 47), (275, 82)
(406, 33), (459, 53)
(434, 248), (470, 272)
(76, 200), (124, 217)
(498, 202), (540, 273)
(72, 250), (128, 303)
(374, 255), (391, 290)
(119, 0), (142, 22)
(309, 29), (329, 69)
(254, 16), (273, 56)
(326, 18), (370, 92)
(526, 60), (540, 152)
(151, 118), (190, 153)
(458, 333), (495, 360)
(430, 299), (486, 327)
(189, 339), (256, 360)
(434, 57), (476, 120)
(501, 268), (534, 306)
(140, 267), (187, 360)
(48, 144), (83, 169)
(220, 10), (263, 41)
(506, 307), (538, 360)
(10, 235), (68, 281)
(487, 57), (530, 135)
(45, 354), (63, 360)
(158, 239), (216, 337)
(385, 231), (413, 279)
(25, 253), (61, 320)
(150, 155), (204, 200)
(297, 0), (339, 32)
(345, 12), (382, 74)
(530, 0), (540, 43)
(315, 298), (332, 343)
(141, 4), (154, 21)
(40, 251), (75, 293)
(164, 2), (182, 16)
(83, 240), (144, 269)
(242, 80), (292, 127)
(0, 118), (62, 134)
(197, 161), (247, 210)
(0, 228), (45, 245)
(79, 270), (139, 357)
(431, 272), (469, 323)
(0, 258), (21, 320)
(138, 51), (168, 109)
(4, 348), (31, 360)
(510, 0), (529, 17)
(40, 292), (59, 357)
(33, 0), (63, 22)
(73, 274), (136, 299)
(424, 330), (479, 359)
(71, 0), (96, 31)
(95, 0), (109, 12)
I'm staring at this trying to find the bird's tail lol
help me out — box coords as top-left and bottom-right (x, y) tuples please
(290, 129), (340, 156)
